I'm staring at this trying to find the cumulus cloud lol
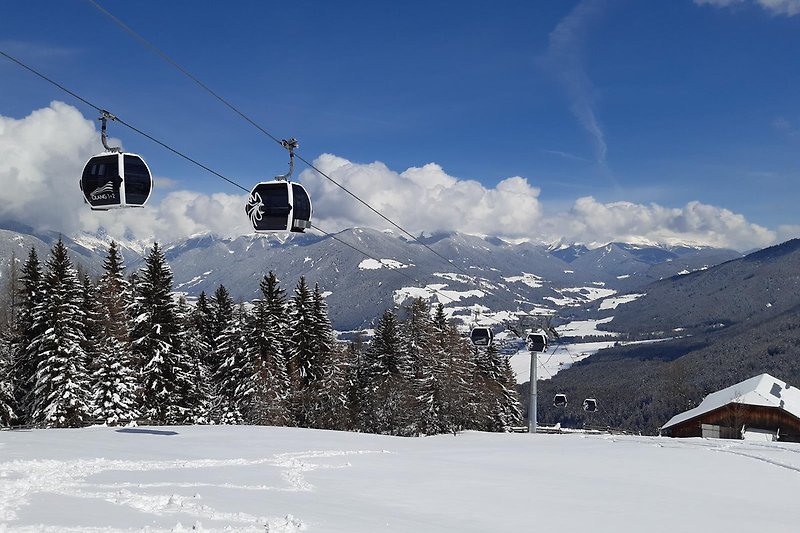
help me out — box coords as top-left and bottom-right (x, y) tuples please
(695, 0), (800, 16)
(0, 102), (782, 251)
(0, 101), (249, 244)
(299, 154), (543, 239)
(545, 197), (776, 250)
(541, 0), (609, 163)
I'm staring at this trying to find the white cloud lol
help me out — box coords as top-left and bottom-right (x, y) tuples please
(545, 197), (776, 250)
(299, 154), (543, 239)
(0, 102), (782, 251)
(541, 0), (609, 163)
(695, 0), (800, 16)
(0, 101), (249, 244)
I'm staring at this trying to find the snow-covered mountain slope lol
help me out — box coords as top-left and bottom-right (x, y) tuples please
(0, 425), (797, 532)
(0, 224), (741, 329)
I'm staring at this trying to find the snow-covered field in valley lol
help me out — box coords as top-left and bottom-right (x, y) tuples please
(1, 426), (799, 532)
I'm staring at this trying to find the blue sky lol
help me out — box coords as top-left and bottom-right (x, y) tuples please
(1, 0), (799, 249)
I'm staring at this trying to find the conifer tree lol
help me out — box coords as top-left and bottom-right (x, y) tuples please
(402, 298), (439, 435)
(0, 334), (16, 426)
(192, 291), (215, 364)
(212, 304), (252, 424)
(30, 239), (92, 427)
(306, 284), (349, 429)
(287, 277), (319, 425)
(11, 248), (44, 422)
(358, 309), (412, 434)
(92, 242), (139, 425)
(473, 342), (522, 431)
(178, 296), (212, 423)
(130, 243), (194, 423)
(246, 272), (291, 425)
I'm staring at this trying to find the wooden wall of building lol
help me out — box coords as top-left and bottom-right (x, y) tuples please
(665, 404), (800, 442)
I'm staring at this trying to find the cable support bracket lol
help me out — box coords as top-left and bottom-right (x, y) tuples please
(99, 110), (122, 153)
(275, 138), (299, 181)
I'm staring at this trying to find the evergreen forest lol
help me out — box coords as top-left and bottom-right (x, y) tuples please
(0, 240), (521, 435)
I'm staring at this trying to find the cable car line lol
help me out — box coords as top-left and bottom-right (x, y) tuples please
(309, 223), (462, 306)
(0, 48), (462, 310)
(83, 0), (285, 149)
(3, 48), (570, 350)
(0, 50), (250, 196)
(83, 0), (481, 282)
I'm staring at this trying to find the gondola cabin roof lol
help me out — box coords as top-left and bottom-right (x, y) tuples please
(246, 180), (312, 233)
(80, 151), (153, 210)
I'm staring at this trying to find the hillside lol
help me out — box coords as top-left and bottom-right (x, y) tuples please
(0, 425), (798, 532)
(534, 239), (800, 434)
(0, 224), (741, 330)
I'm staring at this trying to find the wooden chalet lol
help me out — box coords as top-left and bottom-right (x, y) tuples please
(661, 374), (800, 442)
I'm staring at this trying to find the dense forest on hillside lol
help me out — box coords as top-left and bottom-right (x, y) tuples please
(530, 301), (800, 435)
(0, 240), (521, 435)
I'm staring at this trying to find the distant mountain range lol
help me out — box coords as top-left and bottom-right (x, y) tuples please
(0, 222), (741, 330)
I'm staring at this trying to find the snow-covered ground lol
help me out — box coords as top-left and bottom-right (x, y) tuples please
(1, 426), (798, 532)
(509, 340), (616, 382)
(556, 317), (618, 338)
(598, 293), (645, 310)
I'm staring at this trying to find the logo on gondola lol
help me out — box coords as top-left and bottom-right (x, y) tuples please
(246, 192), (264, 226)
(89, 181), (117, 201)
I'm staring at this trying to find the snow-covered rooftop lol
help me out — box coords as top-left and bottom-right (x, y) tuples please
(662, 373), (800, 430)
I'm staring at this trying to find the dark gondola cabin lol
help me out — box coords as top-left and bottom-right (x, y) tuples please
(80, 152), (152, 210)
(583, 398), (598, 412)
(246, 181), (312, 233)
(554, 394), (568, 408)
(470, 327), (493, 347)
(526, 332), (547, 353)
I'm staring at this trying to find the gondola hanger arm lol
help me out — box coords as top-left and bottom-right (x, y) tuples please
(99, 110), (122, 153)
(275, 137), (299, 181)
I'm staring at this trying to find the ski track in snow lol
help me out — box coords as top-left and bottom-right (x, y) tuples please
(623, 436), (800, 475)
(0, 449), (387, 532)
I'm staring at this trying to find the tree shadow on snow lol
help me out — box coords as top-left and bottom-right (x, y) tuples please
(115, 428), (179, 436)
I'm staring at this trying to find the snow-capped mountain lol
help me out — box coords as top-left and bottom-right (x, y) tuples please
(0, 223), (742, 330)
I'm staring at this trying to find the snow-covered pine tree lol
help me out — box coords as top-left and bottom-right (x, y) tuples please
(246, 272), (291, 426)
(80, 272), (101, 371)
(472, 342), (521, 431)
(286, 276), (318, 426)
(436, 321), (478, 434)
(130, 243), (195, 424)
(11, 248), (44, 423)
(212, 303), (252, 424)
(401, 298), (440, 435)
(30, 238), (92, 428)
(209, 285), (234, 348)
(358, 309), (412, 435)
(92, 242), (140, 426)
(192, 291), (215, 366)
(0, 333), (16, 426)
(305, 283), (349, 429)
(177, 296), (212, 424)
(494, 347), (522, 430)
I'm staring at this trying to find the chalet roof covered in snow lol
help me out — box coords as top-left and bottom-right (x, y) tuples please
(662, 373), (800, 430)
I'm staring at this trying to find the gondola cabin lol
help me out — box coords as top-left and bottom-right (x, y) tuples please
(554, 394), (568, 408)
(80, 152), (152, 210)
(526, 332), (547, 353)
(246, 181), (312, 233)
(470, 326), (493, 347)
(583, 398), (598, 412)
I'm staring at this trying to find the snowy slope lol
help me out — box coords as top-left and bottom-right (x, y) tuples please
(1, 426), (799, 532)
